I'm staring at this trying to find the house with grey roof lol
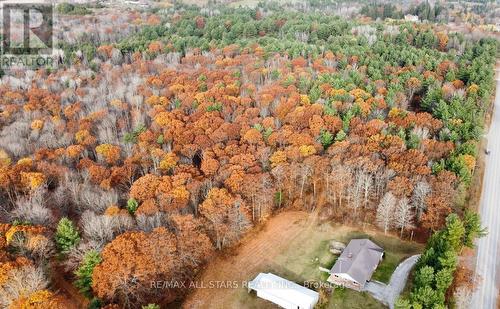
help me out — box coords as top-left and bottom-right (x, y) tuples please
(327, 239), (384, 291)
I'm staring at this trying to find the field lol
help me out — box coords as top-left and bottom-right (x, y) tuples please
(183, 211), (423, 309)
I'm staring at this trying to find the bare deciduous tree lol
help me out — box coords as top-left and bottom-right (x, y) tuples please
(376, 192), (396, 234)
(394, 197), (415, 237)
(412, 181), (431, 221)
(81, 211), (115, 245)
(11, 188), (53, 225)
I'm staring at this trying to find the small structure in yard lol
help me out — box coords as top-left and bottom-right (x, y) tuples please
(329, 240), (346, 254)
(327, 239), (383, 291)
(248, 273), (319, 309)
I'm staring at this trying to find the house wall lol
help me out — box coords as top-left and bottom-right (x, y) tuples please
(327, 274), (363, 291)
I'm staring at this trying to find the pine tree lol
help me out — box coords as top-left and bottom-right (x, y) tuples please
(463, 211), (487, 248)
(55, 217), (80, 254)
(126, 198), (139, 215)
(75, 250), (102, 297)
(443, 213), (465, 252)
(335, 129), (347, 142)
(319, 129), (334, 149)
(414, 265), (435, 288)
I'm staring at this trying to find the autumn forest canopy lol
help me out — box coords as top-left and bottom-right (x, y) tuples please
(0, 1), (498, 309)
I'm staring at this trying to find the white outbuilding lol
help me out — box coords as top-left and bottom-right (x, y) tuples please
(248, 273), (319, 309)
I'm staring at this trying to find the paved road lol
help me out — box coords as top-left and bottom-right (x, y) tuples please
(364, 254), (420, 309)
(471, 64), (500, 309)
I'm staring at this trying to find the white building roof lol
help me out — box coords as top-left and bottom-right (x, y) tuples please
(248, 273), (319, 308)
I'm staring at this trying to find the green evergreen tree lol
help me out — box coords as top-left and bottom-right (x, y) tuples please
(414, 265), (435, 288)
(75, 250), (102, 297)
(319, 129), (334, 149)
(435, 268), (454, 292)
(443, 213), (465, 252)
(126, 198), (139, 215)
(335, 129), (347, 142)
(437, 250), (457, 269)
(55, 217), (80, 254)
(410, 286), (440, 308)
(463, 211), (487, 248)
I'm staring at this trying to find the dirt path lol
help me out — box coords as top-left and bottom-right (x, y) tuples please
(182, 210), (317, 309)
(50, 261), (89, 309)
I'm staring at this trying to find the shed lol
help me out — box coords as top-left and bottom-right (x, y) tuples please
(248, 273), (319, 309)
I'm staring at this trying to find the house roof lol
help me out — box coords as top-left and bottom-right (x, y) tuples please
(248, 273), (319, 307)
(330, 239), (384, 284)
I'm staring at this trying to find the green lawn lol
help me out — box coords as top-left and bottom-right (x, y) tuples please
(328, 287), (387, 309)
(372, 252), (402, 283)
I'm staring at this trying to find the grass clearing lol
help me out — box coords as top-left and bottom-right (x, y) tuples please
(330, 288), (386, 309)
(372, 252), (402, 283)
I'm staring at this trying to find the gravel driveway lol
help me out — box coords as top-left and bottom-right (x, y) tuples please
(363, 254), (420, 309)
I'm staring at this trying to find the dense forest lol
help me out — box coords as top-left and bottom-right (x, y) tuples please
(360, 1), (445, 22)
(360, 0), (500, 24)
(0, 1), (497, 308)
